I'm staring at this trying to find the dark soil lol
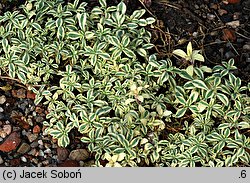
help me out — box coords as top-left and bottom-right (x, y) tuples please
(0, 0), (249, 167)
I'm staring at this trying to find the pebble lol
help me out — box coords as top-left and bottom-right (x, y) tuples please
(44, 148), (52, 154)
(218, 9), (228, 16)
(28, 149), (37, 156)
(79, 161), (85, 167)
(0, 156), (3, 164)
(22, 130), (27, 136)
(0, 95), (6, 104)
(0, 107), (3, 112)
(207, 13), (216, 20)
(243, 44), (250, 51)
(57, 148), (69, 161)
(12, 88), (26, 98)
(35, 116), (44, 123)
(0, 130), (7, 138)
(17, 143), (31, 154)
(30, 141), (39, 148)
(39, 150), (45, 157)
(38, 139), (43, 145)
(59, 160), (79, 167)
(26, 132), (38, 142)
(69, 149), (89, 161)
(31, 158), (38, 164)
(33, 125), (41, 134)
(0, 132), (21, 152)
(21, 156), (27, 162)
(42, 160), (50, 166)
(3, 125), (12, 135)
(226, 20), (240, 28)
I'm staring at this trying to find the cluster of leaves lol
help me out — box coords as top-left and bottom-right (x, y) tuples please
(0, 0), (249, 167)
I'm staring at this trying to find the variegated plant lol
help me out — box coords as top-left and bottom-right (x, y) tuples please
(0, 0), (249, 167)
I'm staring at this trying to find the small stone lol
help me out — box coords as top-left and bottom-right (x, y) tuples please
(28, 149), (37, 156)
(0, 130), (7, 138)
(0, 107), (3, 112)
(79, 161), (85, 167)
(10, 158), (20, 166)
(3, 125), (12, 135)
(59, 160), (79, 167)
(16, 89), (27, 99)
(30, 141), (39, 148)
(218, 9), (227, 16)
(26, 90), (36, 100)
(69, 149), (89, 161)
(0, 95), (6, 104)
(21, 130), (27, 136)
(35, 106), (44, 114)
(21, 156), (27, 162)
(210, 3), (218, 10)
(44, 148), (52, 154)
(0, 132), (21, 152)
(226, 20), (240, 28)
(17, 143), (31, 154)
(52, 143), (58, 149)
(39, 150), (45, 157)
(207, 13), (216, 20)
(0, 156), (3, 164)
(33, 125), (40, 134)
(35, 116), (44, 123)
(243, 44), (250, 51)
(38, 139), (43, 145)
(31, 158), (38, 164)
(57, 148), (69, 161)
(26, 132), (38, 143)
(42, 160), (50, 166)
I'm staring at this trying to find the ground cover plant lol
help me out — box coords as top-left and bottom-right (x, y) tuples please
(0, 0), (249, 167)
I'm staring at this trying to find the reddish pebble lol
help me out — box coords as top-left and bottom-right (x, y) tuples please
(10, 158), (21, 166)
(59, 160), (79, 167)
(57, 147), (69, 161)
(33, 125), (41, 134)
(222, 29), (236, 42)
(35, 106), (44, 114)
(0, 132), (21, 152)
(27, 90), (36, 100)
(227, 0), (240, 4)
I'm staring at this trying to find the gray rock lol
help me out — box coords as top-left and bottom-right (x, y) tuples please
(0, 107), (3, 112)
(17, 143), (31, 154)
(69, 149), (89, 161)
(30, 141), (39, 148)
